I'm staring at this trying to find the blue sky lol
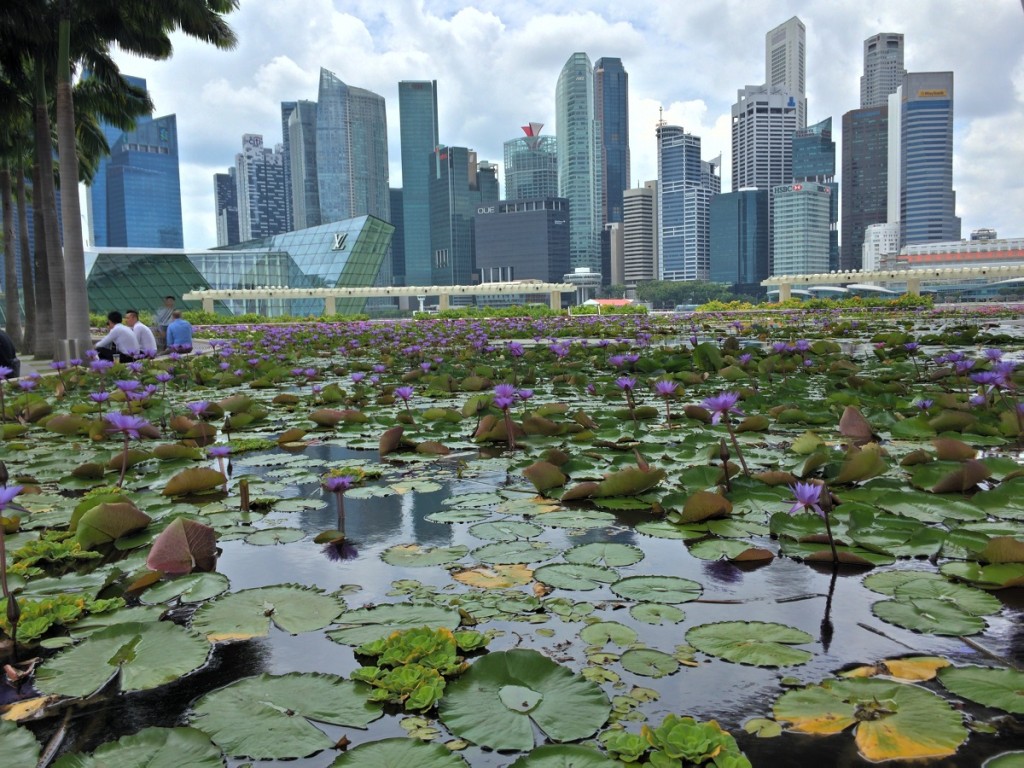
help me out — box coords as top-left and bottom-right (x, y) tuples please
(105, 0), (1024, 250)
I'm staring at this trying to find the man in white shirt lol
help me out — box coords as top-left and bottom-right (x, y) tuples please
(125, 310), (158, 357)
(95, 311), (141, 363)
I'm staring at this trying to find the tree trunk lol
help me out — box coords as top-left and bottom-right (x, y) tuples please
(0, 164), (23, 347)
(57, 13), (90, 347)
(33, 55), (66, 357)
(31, 164), (54, 358)
(16, 162), (36, 353)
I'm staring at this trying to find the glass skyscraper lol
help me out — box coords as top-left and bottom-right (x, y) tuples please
(657, 124), (720, 282)
(594, 57), (630, 226)
(88, 75), (183, 249)
(503, 123), (558, 202)
(771, 182), (832, 275)
(234, 134), (288, 241)
(280, 101), (296, 232)
(288, 100), (320, 230)
(710, 189), (769, 295)
(792, 117), (838, 271)
(429, 148), (498, 288)
(398, 80), (439, 287)
(213, 170), (239, 246)
(556, 53), (602, 276)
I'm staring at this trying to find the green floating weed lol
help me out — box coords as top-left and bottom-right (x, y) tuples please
(601, 713), (751, 767)
(0, 594), (124, 644)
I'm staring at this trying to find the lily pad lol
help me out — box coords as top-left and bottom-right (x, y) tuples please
(629, 603), (685, 625)
(686, 621), (813, 667)
(469, 520), (544, 541)
(51, 727), (223, 768)
(438, 649), (611, 751)
(191, 584), (344, 641)
(245, 527), (306, 545)
(328, 603), (462, 646)
(191, 672), (382, 759)
(940, 561), (1024, 590)
(619, 648), (680, 678)
(0, 721), (40, 766)
(610, 575), (702, 604)
(329, 737), (469, 766)
(532, 563), (619, 591)
(938, 665), (1024, 714)
(564, 542), (644, 568)
(871, 598), (986, 636)
(34, 621), (210, 698)
(470, 540), (557, 565)
(139, 572), (230, 605)
(579, 621), (638, 647)
(506, 744), (620, 767)
(146, 517), (218, 574)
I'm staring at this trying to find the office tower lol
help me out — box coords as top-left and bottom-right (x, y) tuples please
(389, 188), (405, 282)
(792, 117), (838, 270)
(710, 189), (770, 295)
(280, 101), (296, 232)
(556, 52), (602, 276)
(623, 181), (658, 286)
(87, 74), (184, 249)
(235, 134), (288, 241)
(772, 182), (832, 275)
(765, 16), (807, 128)
(429, 148), (499, 287)
(503, 123), (558, 201)
(288, 100), (320, 230)
(862, 222), (900, 270)
(594, 57), (630, 225)
(861, 33), (905, 108)
(474, 198), (571, 287)
(898, 72), (959, 245)
(731, 84), (798, 192)
(316, 68), (390, 225)
(213, 169), (239, 246)
(657, 123), (720, 281)
(841, 106), (889, 270)
(399, 80), (439, 286)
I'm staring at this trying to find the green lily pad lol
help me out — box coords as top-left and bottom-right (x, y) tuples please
(506, 744), (620, 767)
(191, 672), (383, 759)
(34, 621), (209, 698)
(191, 584), (344, 641)
(938, 665), (1024, 714)
(862, 570), (944, 596)
(530, 509), (617, 529)
(984, 753), (1024, 768)
(51, 727), (222, 768)
(245, 527), (305, 545)
(773, 677), (967, 761)
(329, 737), (469, 766)
(871, 598), (986, 636)
(687, 538), (756, 561)
(438, 649), (611, 751)
(893, 578), (1002, 616)
(0, 721), (40, 766)
(140, 572), (230, 605)
(579, 621), (638, 647)
(564, 542), (644, 567)
(328, 603), (462, 646)
(619, 648), (680, 678)
(469, 520), (544, 541)
(470, 540), (558, 564)
(533, 563), (619, 591)
(610, 575), (702, 604)
(629, 603), (685, 625)
(686, 621), (813, 667)
(940, 561), (1024, 589)
(382, 543), (470, 566)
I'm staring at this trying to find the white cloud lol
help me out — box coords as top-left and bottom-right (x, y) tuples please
(106, 0), (1024, 249)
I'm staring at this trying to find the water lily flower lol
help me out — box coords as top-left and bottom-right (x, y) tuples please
(105, 412), (150, 439)
(615, 376), (636, 391)
(702, 392), (743, 425)
(788, 482), (824, 517)
(914, 399), (934, 410)
(507, 341), (524, 358)
(324, 474), (356, 493)
(187, 400), (210, 418)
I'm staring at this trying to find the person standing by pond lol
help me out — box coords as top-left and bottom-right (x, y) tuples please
(154, 296), (176, 349)
(95, 311), (140, 363)
(165, 310), (193, 352)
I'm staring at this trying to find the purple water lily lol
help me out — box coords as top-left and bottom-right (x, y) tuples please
(702, 391), (743, 425)
(788, 481), (824, 517)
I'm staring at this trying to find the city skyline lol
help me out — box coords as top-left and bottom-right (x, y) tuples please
(101, 1), (1024, 251)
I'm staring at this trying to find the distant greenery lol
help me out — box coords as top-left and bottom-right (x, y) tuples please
(431, 304), (560, 320)
(635, 280), (762, 309)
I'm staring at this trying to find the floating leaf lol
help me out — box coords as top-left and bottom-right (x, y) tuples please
(139, 573), (230, 605)
(75, 502), (152, 550)
(932, 437), (976, 461)
(469, 540), (556, 565)
(677, 491), (733, 523)
(978, 536), (1024, 564)
(523, 461), (568, 493)
(619, 648), (680, 678)
(162, 468), (226, 497)
(564, 542), (644, 568)
(328, 737), (469, 767)
(51, 727), (223, 768)
(146, 517), (217, 575)
(505, 744), (619, 767)
(34, 621), (209, 698)
(610, 575), (702, 604)
(839, 406), (877, 446)
(0, 721), (40, 765)
(191, 672), (382, 759)
(580, 621), (638, 647)
(871, 598), (986, 636)
(245, 527), (305, 545)
(629, 603), (685, 625)
(469, 520), (544, 541)
(687, 621), (813, 667)
(452, 564), (533, 589)
(533, 563), (619, 591)
(592, 466), (666, 498)
(940, 561), (1024, 590)
(328, 603), (461, 646)
(833, 444), (887, 484)
(191, 584), (344, 641)
(938, 666), (1024, 714)
(438, 649), (611, 751)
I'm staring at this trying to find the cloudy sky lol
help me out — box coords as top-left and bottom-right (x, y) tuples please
(103, 0), (1024, 250)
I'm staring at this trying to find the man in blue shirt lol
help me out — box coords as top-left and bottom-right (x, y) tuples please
(165, 310), (193, 352)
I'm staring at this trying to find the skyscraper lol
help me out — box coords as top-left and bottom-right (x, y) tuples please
(765, 16), (807, 128)
(280, 101), (296, 232)
(556, 53), (602, 276)
(772, 182), (832, 275)
(657, 123), (720, 281)
(288, 100), (320, 230)
(861, 33), (905, 109)
(731, 84), (798, 193)
(898, 72), (960, 245)
(622, 181), (658, 287)
(710, 189), (770, 295)
(594, 57), (630, 225)
(235, 134), (288, 242)
(213, 169), (239, 246)
(88, 75), (184, 249)
(315, 68), (390, 225)
(792, 117), (838, 270)
(841, 105), (889, 270)
(503, 123), (558, 201)
(399, 80), (439, 287)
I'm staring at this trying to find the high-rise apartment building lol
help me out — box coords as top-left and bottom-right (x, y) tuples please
(556, 53), (602, 276)
(429, 148), (499, 287)
(710, 189), (770, 295)
(213, 170), (239, 246)
(772, 182), (832, 275)
(861, 33), (905, 109)
(623, 181), (658, 287)
(398, 81), (439, 286)
(594, 57), (630, 225)
(898, 72), (960, 245)
(765, 17), (807, 129)
(792, 117), (838, 270)
(234, 134), (288, 242)
(503, 123), (558, 201)
(657, 124), (720, 282)
(280, 101), (296, 232)
(288, 100), (320, 230)
(88, 74), (184, 249)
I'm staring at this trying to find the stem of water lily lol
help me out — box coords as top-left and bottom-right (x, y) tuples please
(117, 434), (129, 487)
(724, 419), (749, 476)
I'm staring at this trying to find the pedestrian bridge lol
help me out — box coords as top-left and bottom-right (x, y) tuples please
(762, 264), (1024, 300)
(182, 282), (578, 314)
